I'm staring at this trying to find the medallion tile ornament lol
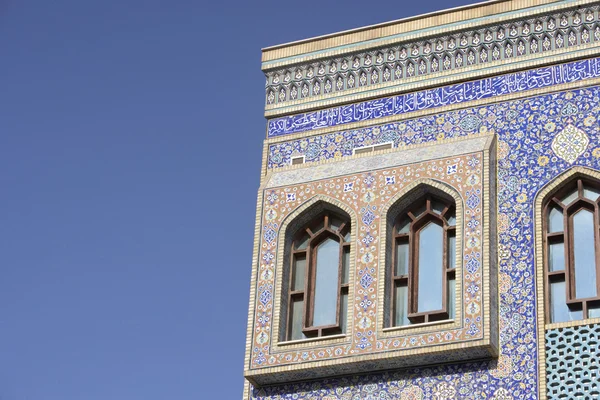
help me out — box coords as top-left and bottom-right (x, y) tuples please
(551, 124), (589, 164)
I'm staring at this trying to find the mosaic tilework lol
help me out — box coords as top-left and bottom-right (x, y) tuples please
(268, 83), (600, 171)
(267, 56), (600, 137)
(250, 152), (489, 373)
(265, 5), (600, 107)
(248, 85), (600, 398)
(546, 323), (600, 399)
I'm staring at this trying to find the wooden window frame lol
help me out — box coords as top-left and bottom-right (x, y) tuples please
(286, 212), (351, 340)
(543, 178), (600, 322)
(389, 195), (456, 326)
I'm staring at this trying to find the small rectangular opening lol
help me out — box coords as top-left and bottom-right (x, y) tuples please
(373, 142), (393, 151)
(291, 156), (305, 165)
(353, 146), (373, 155)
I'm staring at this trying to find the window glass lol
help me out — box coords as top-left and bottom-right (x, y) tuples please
(589, 306), (600, 319)
(290, 298), (306, 340)
(340, 293), (348, 333)
(341, 247), (350, 284)
(296, 232), (310, 250)
(550, 280), (583, 323)
(447, 277), (456, 319)
(548, 207), (563, 233)
(448, 233), (456, 270)
(431, 200), (445, 215)
(397, 218), (410, 234)
(446, 212), (456, 226)
(394, 284), (410, 326)
(548, 242), (565, 272)
(573, 209), (597, 299)
(417, 223), (444, 312)
(413, 203), (427, 218)
(292, 255), (306, 291)
(561, 188), (579, 205)
(330, 217), (343, 232)
(583, 186), (600, 201)
(395, 242), (409, 276)
(313, 238), (340, 326)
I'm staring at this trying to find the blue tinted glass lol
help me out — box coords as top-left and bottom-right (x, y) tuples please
(573, 209), (597, 299)
(395, 242), (409, 276)
(290, 298), (306, 340)
(340, 293), (348, 333)
(549, 242), (565, 272)
(448, 234), (456, 270)
(550, 280), (583, 323)
(548, 207), (563, 233)
(394, 284), (409, 326)
(313, 238), (340, 326)
(417, 223), (443, 312)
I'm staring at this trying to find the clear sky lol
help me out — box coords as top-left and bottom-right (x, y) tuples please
(0, 1), (478, 398)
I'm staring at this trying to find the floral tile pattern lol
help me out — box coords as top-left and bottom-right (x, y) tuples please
(248, 84), (600, 399)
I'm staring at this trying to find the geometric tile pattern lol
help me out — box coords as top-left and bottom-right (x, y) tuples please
(265, 6), (600, 107)
(268, 84), (600, 169)
(546, 323), (600, 399)
(252, 153), (485, 372)
(267, 56), (600, 137)
(249, 83), (600, 398)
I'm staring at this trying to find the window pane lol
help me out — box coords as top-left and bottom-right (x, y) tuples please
(413, 203), (427, 218)
(311, 219), (325, 234)
(330, 217), (343, 232)
(394, 283), (410, 326)
(589, 306), (600, 319)
(432, 200), (445, 215)
(341, 247), (350, 284)
(417, 223), (444, 312)
(548, 207), (563, 233)
(447, 277), (456, 320)
(296, 232), (310, 250)
(583, 186), (600, 201)
(344, 231), (351, 242)
(395, 242), (409, 276)
(340, 292), (348, 333)
(397, 217), (410, 234)
(573, 209), (597, 299)
(561, 188), (579, 205)
(447, 233), (456, 270)
(548, 242), (565, 272)
(446, 212), (456, 226)
(290, 298), (306, 340)
(550, 280), (583, 323)
(292, 255), (306, 291)
(313, 238), (340, 326)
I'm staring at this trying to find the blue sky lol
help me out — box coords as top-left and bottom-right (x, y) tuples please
(0, 1), (477, 398)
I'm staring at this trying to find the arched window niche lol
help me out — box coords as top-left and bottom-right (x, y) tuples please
(537, 168), (600, 324)
(276, 199), (354, 343)
(382, 181), (463, 329)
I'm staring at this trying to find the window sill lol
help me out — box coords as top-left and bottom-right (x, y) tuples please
(382, 318), (455, 333)
(545, 317), (600, 330)
(277, 333), (347, 347)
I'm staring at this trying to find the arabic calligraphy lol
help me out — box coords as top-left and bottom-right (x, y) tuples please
(267, 57), (600, 137)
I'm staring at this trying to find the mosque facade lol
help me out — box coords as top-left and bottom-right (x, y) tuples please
(244, 1), (600, 398)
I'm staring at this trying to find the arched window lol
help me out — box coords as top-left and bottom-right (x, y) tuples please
(388, 194), (457, 327)
(544, 177), (600, 323)
(285, 211), (351, 340)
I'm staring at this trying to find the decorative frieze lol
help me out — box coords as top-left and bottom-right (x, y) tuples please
(267, 56), (600, 138)
(264, 5), (600, 108)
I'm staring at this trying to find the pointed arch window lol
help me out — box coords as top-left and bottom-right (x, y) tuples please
(388, 194), (457, 327)
(285, 211), (351, 341)
(544, 178), (600, 323)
